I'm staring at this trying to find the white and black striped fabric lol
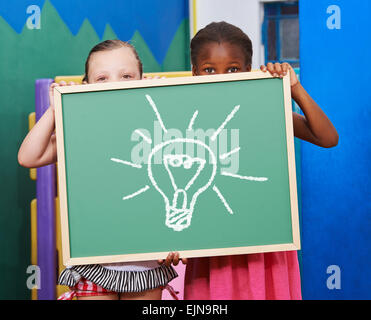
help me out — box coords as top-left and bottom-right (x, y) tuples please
(58, 264), (178, 293)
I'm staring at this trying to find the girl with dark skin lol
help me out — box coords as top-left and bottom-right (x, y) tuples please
(184, 21), (338, 300)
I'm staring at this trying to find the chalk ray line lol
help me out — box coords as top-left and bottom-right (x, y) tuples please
(110, 158), (142, 169)
(219, 147), (241, 160)
(221, 171), (268, 182)
(211, 105), (240, 141)
(145, 94), (167, 133)
(122, 185), (150, 200)
(187, 110), (199, 131)
(134, 129), (152, 144)
(213, 185), (233, 214)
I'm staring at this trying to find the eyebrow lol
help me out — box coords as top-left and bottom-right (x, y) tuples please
(92, 71), (108, 77)
(93, 69), (136, 77)
(201, 61), (242, 66)
(120, 71), (135, 75)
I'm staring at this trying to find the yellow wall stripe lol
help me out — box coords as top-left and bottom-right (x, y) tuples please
(192, 0), (197, 36)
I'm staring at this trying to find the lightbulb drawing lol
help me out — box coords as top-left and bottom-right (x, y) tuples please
(110, 94), (269, 232)
(148, 139), (217, 231)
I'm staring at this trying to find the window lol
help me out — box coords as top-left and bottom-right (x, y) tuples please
(262, 1), (299, 68)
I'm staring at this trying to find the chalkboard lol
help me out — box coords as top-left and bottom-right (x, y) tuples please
(54, 72), (300, 266)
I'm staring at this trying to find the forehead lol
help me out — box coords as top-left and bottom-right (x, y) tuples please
(89, 47), (138, 71)
(196, 41), (246, 64)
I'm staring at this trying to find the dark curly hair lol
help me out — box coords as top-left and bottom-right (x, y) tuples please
(191, 21), (253, 69)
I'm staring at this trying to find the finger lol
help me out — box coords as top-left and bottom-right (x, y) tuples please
(287, 62), (295, 74)
(260, 65), (267, 72)
(266, 62), (275, 76)
(281, 62), (289, 76)
(173, 252), (180, 266)
(181, 258), (188, 265)
(274, 63), (283, 77)
(68, 81), (76, 86)
(49, 82), (59, 91)
(158, 259), (164, 265)
(285, 63), (298, 86)
(165, 252), (173, 267)
(49, 83), (59, 106)
(59, 80), (67, 86)
(49, 82), (59, 88)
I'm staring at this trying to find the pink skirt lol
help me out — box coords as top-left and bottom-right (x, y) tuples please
(184, 251), (302, 300)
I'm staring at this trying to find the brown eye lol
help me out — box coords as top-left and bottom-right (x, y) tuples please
(122, 74), (132, 79)
(204, 67), (215, 74)
(227, 67), (239, 73)
(97, 77), (107, 82)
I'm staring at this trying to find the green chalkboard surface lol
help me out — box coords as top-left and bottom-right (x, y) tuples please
(54, 72), (300, 266)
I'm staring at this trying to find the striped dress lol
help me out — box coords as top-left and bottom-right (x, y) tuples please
(58, 262), (178, 293)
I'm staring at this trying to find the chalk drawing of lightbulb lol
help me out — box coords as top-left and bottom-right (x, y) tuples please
(110, 94), (269, 232)
(148, 139), (217, 231)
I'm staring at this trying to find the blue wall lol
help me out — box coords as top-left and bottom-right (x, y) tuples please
(300, 0), (370, 299)
(0, 0), (188, 64)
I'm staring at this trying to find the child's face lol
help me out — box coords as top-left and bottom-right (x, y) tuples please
(87, 47), (141, 83)
(193, 41), (251, 76)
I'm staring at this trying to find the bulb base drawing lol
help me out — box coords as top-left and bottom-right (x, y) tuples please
(166, 206), (193, 232)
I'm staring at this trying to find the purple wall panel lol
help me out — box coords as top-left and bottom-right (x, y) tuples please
(35, 79), (56, 300)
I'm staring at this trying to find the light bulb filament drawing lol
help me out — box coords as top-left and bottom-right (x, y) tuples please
(163, 154), (206, 231)
(110, 94), (269, 232)
(148, 139), (217, 231)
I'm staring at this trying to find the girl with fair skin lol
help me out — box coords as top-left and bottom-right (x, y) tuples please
(18, 40), (185, 300)
(184, 22), (338, 300)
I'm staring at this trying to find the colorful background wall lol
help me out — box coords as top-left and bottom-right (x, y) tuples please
(0, 0), (190, 299)
(1, 0), (369, 300)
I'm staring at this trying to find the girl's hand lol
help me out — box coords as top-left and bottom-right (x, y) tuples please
(49, 81), (76, 109)
(260, 62), (299, 87)
(158, 252), (188, 267)
(261, 63), (338, 147)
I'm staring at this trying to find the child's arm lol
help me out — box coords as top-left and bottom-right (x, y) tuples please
(261, 63), (339, 148)
(18, 106), (57, 168)
(18, 82), (72, 168)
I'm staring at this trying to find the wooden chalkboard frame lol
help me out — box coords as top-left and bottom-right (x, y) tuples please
(54, 71), (300, 266)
